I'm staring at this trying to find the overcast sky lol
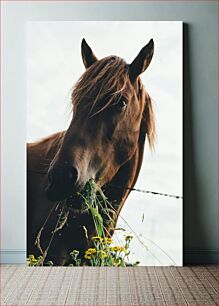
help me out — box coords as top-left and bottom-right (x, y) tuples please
(27, 21), (182, 265)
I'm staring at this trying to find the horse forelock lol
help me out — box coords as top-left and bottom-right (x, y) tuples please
(71, 55), (155, 148)
(71, 56), (129, 117)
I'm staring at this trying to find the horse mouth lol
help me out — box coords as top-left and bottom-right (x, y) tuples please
(46, 183), (89, 215)
(46, 179), (99, 215)
(65, 179), (99, 215)
(66, 193), (89, 215)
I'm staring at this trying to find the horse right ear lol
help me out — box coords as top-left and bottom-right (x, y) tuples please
(129, 39), (154, 83)
(81, 38), (98, 69)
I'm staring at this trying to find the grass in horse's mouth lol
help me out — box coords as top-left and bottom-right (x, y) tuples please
(66, 179), (100, 215)
(66, 194), (88, 214)
(67, 179), (114, 238)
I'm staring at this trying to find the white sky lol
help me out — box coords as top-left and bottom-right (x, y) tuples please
(27, 21), (182, 265)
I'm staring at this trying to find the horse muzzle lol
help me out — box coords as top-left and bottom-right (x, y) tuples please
(45, 165), (80, 202)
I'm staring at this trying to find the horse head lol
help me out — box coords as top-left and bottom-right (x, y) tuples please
(45, 39), (155, 210)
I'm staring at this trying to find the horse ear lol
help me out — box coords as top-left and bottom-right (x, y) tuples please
(81, 38), (98, 69)
(129, 39), (154, 83)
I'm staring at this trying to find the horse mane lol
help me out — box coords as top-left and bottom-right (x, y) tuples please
(140, 82), (155, 148)
(28, 131), (65, 157)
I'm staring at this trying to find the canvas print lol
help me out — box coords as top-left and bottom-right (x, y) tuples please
(27, 21), (182, 266)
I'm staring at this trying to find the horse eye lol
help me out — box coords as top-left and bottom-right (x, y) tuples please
(116, 99), (127, 111)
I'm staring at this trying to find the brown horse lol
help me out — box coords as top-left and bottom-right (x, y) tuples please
(27, 39), (155, 265)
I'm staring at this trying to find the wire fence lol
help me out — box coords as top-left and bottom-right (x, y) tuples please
(127, 187), (182, 199)
(28, 169), (182, 200)
(108, 183), (182, 200)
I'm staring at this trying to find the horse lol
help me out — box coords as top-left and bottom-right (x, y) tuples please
(27, 38), (155, 266)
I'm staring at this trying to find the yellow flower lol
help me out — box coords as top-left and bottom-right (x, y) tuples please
(84, 254), (91, 260)
(87, 248), (96, 255)
(84, 248), (96, 260)
(110, 246), (126, 252)
(104, 237), (112, 244)
(125, 235), (133, 241)
(97, 250), (107, 259)
(119, 246), (126, 252)
(92, 236), (103, 243)
(29, 255), (35, 260)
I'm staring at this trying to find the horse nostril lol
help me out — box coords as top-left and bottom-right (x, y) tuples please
(68, 166), (78, 185)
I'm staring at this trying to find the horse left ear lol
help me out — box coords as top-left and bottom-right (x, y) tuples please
(129, 39), (154, 83)
(81, 38), (98, 69)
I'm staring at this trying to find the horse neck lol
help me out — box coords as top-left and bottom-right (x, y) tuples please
(104, 129), (147, 214)
(27, 131), (65, 173)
